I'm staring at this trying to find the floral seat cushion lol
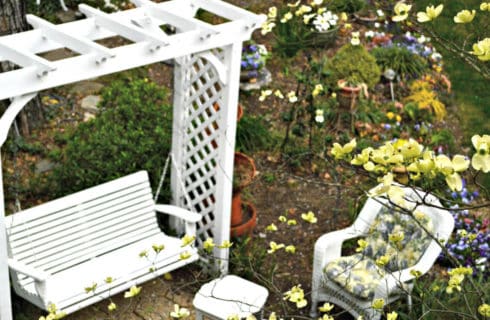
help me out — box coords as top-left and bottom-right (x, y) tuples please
(324, 253), (385, 299)
(324, 205), (434, 299)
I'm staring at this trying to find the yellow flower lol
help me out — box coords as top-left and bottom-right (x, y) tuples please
(481, 2), (490, 11)
(389, 231), (405, 245)
(470, 38), (490, 61)
(287, 91), (298, 103)
(392, 2), (412, 21)
(471, 134), (490, 172)
(124, 286), (141, 298)
(446, 172), (463, 191)
(274, 90), (284, 98)
(268, 312), (277, 320)
(386, 112), (395, 120)
(371, 298), (385, 310)
(84, 283), (97, 294)
(301, 211), (318, 223)
(104, 277), (113, 284)
(351, 31), (361, 46)
(268, 7), (277, 19)
(331, 139), (356, 159)
(410, 269), (422, 278)
(295, 5), (313, 16)
(139, 250), (148, 258)
(285, 245), (296, 253)
(170, 304), (191, 319)
(288, 0), (301, 7)
(259, 89), (272, 101)
(318, 302), (334, 312)
(218, 240), (233, 249)
(266, 223), (278, 231)
(283, 285), (308, 308)
(267, 241), (285, 253)
(279, 215), (287, 222)
(320, 315), (334, 320)
(203, 237), (215, 253)
(478, 303), (490, 317)
(312, 84), (324, 97)
(417, 4), (443, 22)
(311, 0), (323, 6)
(261, 22), (276, 35)
(340, 12), (348, 21)
(180, 234), (196, 247)
(376, 255), (390, 267)
(281, 12), (293, 23)
(108, 302), (117, 312)
(387, 311), (398, 320)
(355, 239), (368, 252)
(179, 251), (191, 260)
(152, 244), (165, 253)
(287, 219), (297, 225)
(453, 9), (476, 23)
(227, 315), (239, 320)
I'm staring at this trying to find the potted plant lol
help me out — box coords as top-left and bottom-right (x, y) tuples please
(261, 1), (339, 57)
(230, 152), (257, 237)
(240, 42), (271, 91)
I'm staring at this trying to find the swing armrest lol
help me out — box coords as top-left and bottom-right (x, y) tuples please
(155, 204), (202, 223)
(8, 258), (50, 282)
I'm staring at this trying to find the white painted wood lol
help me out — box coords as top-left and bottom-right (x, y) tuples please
(6, 171), (200, 314)
(211, 43), (242, 271)
(0, 2), (264, 317)
(131, 0), (217, 36)
(26, 14), (115, 64)
(78, 4), (169, 52)
(0, 154), (13, 320)
(193, 275), (269, 320)
(0, 41), (56, 77)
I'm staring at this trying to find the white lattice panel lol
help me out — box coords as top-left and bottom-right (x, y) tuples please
(176, 50), (224, 244)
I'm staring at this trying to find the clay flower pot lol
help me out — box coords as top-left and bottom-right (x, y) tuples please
(337, 79), (363, 110)
(231, 152), (256, 233)
(230, 202), (257, 238)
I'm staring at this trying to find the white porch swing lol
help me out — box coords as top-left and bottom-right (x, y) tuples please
(0, 1), (264, 318)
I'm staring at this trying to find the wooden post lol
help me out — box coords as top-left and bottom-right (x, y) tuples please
(213, 42), (242, 273)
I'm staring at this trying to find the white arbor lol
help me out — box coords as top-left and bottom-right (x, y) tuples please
(0, 1), (264, 318)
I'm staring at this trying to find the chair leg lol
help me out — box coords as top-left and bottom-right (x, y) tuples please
(407, 293), (413, 313)
(309, 299), (319, 318)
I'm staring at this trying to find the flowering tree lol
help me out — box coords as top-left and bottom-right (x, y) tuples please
(389, 0), (489, 79)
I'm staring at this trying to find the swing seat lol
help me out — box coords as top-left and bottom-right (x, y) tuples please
(5, 170), (201, 315)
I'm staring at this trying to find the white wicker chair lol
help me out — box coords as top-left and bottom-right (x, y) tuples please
(310, 186), (454, 320)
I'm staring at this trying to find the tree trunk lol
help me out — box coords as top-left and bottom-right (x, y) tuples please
(0, 0), (44, 136)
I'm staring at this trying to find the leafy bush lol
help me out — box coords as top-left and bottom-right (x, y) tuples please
(236, 114), (273, 153)
(371, 46), (429, 79)
(326, 0), (365, 14)
(324, 44), (381, 89)
(50, 79), (173, 199)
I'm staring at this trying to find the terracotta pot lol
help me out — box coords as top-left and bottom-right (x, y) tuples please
(230, 202), (257, 238)
(231, 192), (243, 227)
(233, 152), (256, 192)
(230, 152), (256, 230)
(337, 80), (362, 110)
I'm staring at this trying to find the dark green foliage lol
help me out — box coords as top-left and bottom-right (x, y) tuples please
(326, 0), (365, 14)
(324, 44), (381, 89)
(371, 46), (428, 79)
(235, 114), (272, 153)
(49, 79), (172, 199)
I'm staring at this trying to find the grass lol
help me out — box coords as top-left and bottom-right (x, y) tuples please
(413, 0), (490, 187)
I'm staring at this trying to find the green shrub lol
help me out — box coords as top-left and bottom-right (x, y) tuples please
(371, 46), (428, 79)
(236, 114), (272, 153)
(324, 44), (381, 89)
(50, 79), (172, 200)
(326, 0), (365, 14)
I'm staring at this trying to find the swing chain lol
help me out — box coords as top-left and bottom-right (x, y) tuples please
(154, 153), (171, 202)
